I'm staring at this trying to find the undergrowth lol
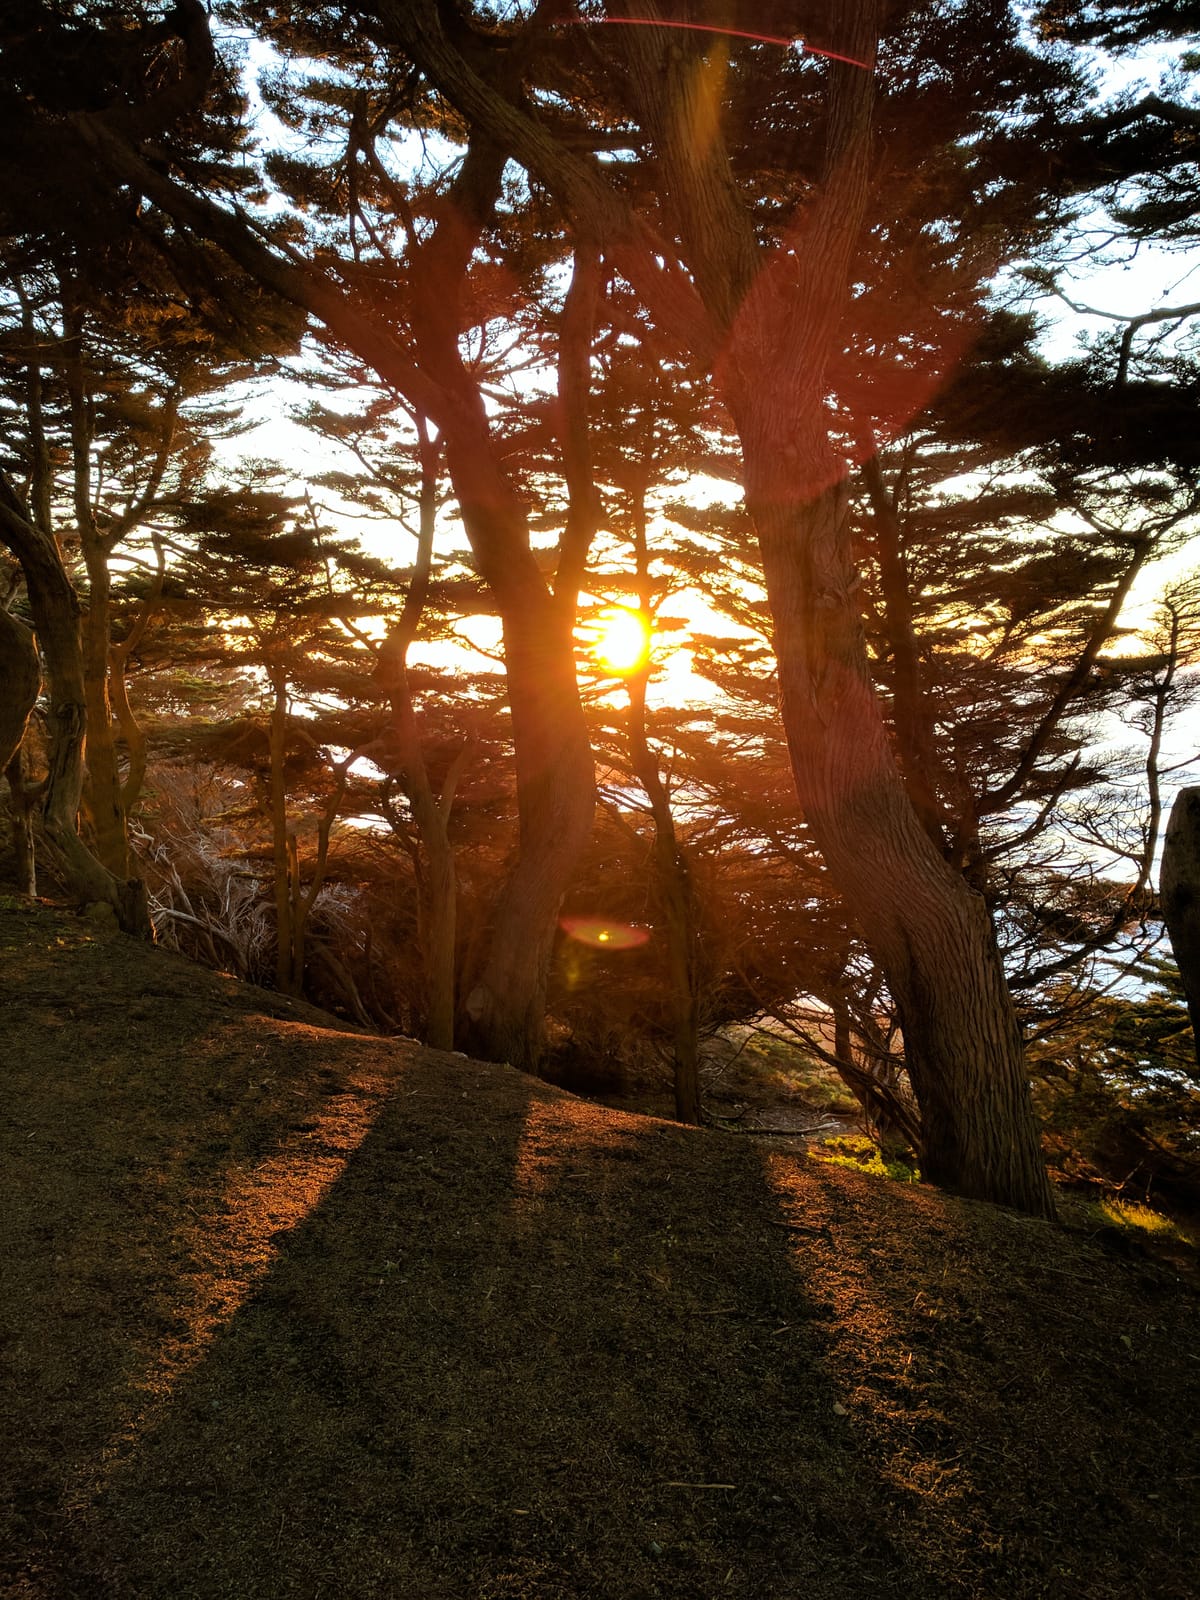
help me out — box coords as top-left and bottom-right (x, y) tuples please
(810, 1134), (920, 1184)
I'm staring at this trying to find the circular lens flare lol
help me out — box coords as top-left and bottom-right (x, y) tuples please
(593, 607), (652, 676)
(560, 916), (651, 950)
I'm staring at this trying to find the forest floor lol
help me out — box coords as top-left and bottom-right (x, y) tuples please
(2, 898), (1199, 1600)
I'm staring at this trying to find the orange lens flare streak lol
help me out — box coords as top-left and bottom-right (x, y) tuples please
(561, 915), (651, 949)
(563, 15), (874, 70)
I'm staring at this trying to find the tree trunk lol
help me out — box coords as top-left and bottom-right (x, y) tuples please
(0, 608), (39, 773)
(267, 666), (299, 994)
(742, 450), (1054, 1217)
(373, 416), (460, 1053)
(378, 668), (460, 1053)
(6, 750), (37, 898)
(0, 479), (150, 935)
(627, 670), (702, 1125)
(81, 549), (130, 876)
(1161, 787), (1200, 1062)
(460, 591), (596, 1071)
(1, 608), (40, 897)
(860, 451), (949, 852)
(829, 987), (923, 1158)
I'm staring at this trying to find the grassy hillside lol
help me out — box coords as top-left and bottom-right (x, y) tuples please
(2, 900), (1197, 1599)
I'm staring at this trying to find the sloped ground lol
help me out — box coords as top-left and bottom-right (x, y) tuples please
(1, 900), (1197, 1600)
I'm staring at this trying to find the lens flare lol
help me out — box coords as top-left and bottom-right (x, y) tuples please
(562, 15), (873, 71)
(561, 916), (651, 949)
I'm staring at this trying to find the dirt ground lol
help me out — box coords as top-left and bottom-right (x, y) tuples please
(2, 898), (1198, 1599)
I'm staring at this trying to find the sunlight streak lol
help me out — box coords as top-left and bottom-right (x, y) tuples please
(510, 1097), (638, 1202)
(63, 1031), (393, 1513)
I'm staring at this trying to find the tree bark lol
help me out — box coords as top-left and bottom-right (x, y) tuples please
(1161, 787), (1200, 1063)
(373, 415), (460, 1053)
(1, 611), (40, 899)
(5, 749), (37, 898)
(80, 547), (129, 876)
(0, 608), (39, 775)
(267, 665), (299, 994)
(375, 655), (461, 1053)
(627, 669), (702, 1125)
(460, 587), (596, 1070)
(860, 451), (948, 851)
(0, 477), (150, 934)
(62, 286), (131, 879)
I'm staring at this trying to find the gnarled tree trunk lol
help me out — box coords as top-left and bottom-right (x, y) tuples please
(1, 609), (40, 898)
(0, 477), (151, 935)
(741, 447), (1054, 1217)
(0, 607), (39, 774)
(460, 586), (596, 1070)
(1162, 787), (1200, 1066)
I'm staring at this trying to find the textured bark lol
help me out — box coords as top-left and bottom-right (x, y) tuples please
(377, 689), (460, 1054)
(829, 989), (924, 1157)
(374, 419), (461, 1053)
(62, 285), (131, 880)
(1, 612), (40, 899)
(0, 608), (39, 774)
(0, 478), (150, 934)
(267, 667), (300, 995)
(860, 452), (948, 852)
(1161, 787), (1200, 1063)
(80, 552), (129, 876)
(460, 589), (596, 1071)
(5, 749), (37, 898)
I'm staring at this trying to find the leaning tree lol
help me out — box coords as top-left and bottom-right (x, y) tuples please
(15, 0), (1193, 1211)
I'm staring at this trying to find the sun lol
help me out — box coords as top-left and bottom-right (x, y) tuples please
(592, 606), (652, 676)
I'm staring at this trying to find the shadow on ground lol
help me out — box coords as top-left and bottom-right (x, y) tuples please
(2, 905), (1198, 1599)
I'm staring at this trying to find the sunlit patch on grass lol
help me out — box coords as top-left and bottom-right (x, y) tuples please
(66, 1033), (393, 1509)
(1091, 1197), (1196, 1243)
(510, 1097), (638, 1203)
(810, 1135), (920, 1184)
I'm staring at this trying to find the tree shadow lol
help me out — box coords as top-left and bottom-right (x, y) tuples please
(10, 1014), (1197, 1600)
(25, 1054), (957, 1600)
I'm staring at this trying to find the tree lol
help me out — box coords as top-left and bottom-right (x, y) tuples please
(1162, 789), (1200, 1064)
(0, 601), (39, 895)
(10, 0), (1193, 1213)
(37, 1), (605, 1067)
(287, 379), (473, 1049)
(340, 0), (1071, 1213)
(0, 0), (293, 930)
